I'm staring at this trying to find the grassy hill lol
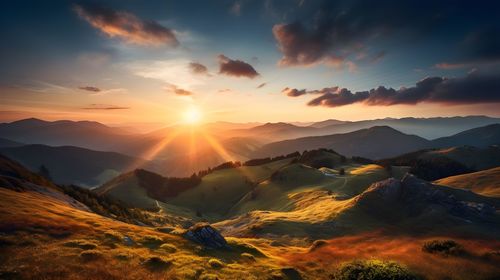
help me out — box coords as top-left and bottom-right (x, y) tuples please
(432, 124), (500, 148)
(435, 167), (500, 198)
(378, 146), (500, 181)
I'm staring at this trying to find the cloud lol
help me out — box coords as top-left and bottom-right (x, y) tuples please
(434, 63), (468, 70)
(287, 72), (500, 107)
(272, 1), (449, 67)
(74, 3), (178, 47)
(189, 62), (209, 75)
(257, 82), (267, 89)
(78, 86), (101, 92)
(217, 55), (259, 78)
(282, 87), (307, 97)
(128, 59), (206, 89)
(82, 104), (130, 110)
(165, 84), (193, 96)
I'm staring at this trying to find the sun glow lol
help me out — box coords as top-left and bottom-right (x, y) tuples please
(183, 107), (202, 124)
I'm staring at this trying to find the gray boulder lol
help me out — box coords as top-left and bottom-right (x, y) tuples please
(182, 223), (228, 249)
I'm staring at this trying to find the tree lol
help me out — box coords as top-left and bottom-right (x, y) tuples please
(339, 168), (345, 175)
(38, 164), (52, 180)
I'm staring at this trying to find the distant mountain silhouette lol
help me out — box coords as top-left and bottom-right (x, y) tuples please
(0, 144), (149, 187)
(432, 124), (500, 148)
(311, 116), (500, 139)
(252, 126), (430, 159)
(0, 118), (135, 152)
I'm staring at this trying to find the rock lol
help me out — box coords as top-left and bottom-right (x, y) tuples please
(182, 223), (228, 249)
(123, 236), (135, 246)
(281, 267), (302, 280)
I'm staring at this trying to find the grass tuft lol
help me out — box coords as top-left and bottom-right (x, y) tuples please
(143, 256), (172, 271)
(208, 258), (224, 268)
(309, 239), (328, 252)
(63, 239), (98, 250)
(79, 250), (103, 261)
(159, 243), (177, 253)
(240, 252), (256, 262)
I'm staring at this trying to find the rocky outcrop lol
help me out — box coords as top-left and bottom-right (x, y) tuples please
(182, 223), (228, 249)
(356, 173), (497, 219)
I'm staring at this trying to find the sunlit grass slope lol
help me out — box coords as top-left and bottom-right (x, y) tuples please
(435, 166), (500, 197)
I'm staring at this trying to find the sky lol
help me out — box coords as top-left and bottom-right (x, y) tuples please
(1, 0), (500, 126)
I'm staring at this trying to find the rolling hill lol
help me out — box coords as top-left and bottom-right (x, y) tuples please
(432, 123), (500, 148)
(435, 167), (500, 198)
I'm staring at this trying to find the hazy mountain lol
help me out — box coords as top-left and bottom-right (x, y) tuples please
(432, 123), (500, 148)
(0, 118), (137, 152)
(0, 137), (24, 148)
(0, 144), (150, 187)
(315, 116), (500, 139)
(308, 119), (349, 128)
(252, 126), (431, 159)
(229, 122), (319, 142)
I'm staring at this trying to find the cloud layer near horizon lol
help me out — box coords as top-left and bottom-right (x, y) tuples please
(74, 3), (178, 47)
(285, 72), (500, 107)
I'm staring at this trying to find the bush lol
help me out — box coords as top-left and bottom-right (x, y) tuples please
(104, 230), (123, 242)
(143, 256), (172, 271)
(422, 240), (466, 256)
(79, 250), (103, 261)
(208, 258), (224, 268)
(334, 260), (419, 280)
(64, 239), (98, 250)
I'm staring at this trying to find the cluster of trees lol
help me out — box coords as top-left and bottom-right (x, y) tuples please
(243, 151), (301, 166)
(293, 148), (344, 169)
(134, 169), (202, 200)
(377, 151), (472, 181)
(58, 184), (161, 225)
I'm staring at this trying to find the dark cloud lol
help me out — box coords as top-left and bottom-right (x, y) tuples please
(288, 73), (500, 107)
(282, 87), (307, 97)
(462, 27), (500, 62)
(165, 84), (193, 96)
(218, 55), (259, 78)
(78, 86), (101, 92)
(189, 62), (209, 75)
(82, 104), (130, 110)
(257, 82), (267, 89)
(74, 3), (178, 47)
(272, 1), (450, 67)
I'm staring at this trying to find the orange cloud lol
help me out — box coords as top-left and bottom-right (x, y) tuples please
(74, 3), (178, 47)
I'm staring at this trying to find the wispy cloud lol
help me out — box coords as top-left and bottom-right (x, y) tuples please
(127, 59), (206, 89)
(257, 82), (267, 89)
(82, 104), (130, 110)
(78, 86), (101, 92)
(165, 84), (194, 96)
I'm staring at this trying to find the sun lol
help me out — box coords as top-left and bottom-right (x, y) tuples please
(183, 107), (203, 124)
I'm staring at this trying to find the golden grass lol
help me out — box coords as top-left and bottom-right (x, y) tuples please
(435, 167), (500, 197)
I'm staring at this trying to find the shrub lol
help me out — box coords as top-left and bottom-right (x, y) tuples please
(159, 243), (177, 253)
(143, 256), (172, 271)
(200, 274), (219, 280)
(334, 259), (419, 280)
(422, 240), (466, 256)
(64, 239), (98, 250)
(79, 250), (103, 261)
(208, 258), (224, 268)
